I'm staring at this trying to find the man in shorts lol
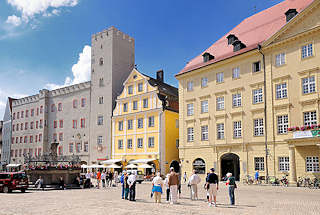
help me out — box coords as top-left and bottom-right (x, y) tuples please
(205, 168), (219, 207)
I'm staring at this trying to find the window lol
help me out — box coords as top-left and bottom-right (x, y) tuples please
(232, 67), (240, 79)
(253, 61), (261, 73)
(13, 112), (16, 120)
(30, 122), (34, 129)
(232, 93), (242, 107)
(187, 81), (193, 91)
(21, 111), (24, 118)
(118, 121), (123, 131)
(59, 133), (63, 141)
(12, 125), (15, 132)
(128, 119), (133, 130)
(51, 104), (55, 112)
(25, 122), (28, 130)
(201, 77), (208, 87)
(73, 120), (77, 129)
(276, 83), (287, 99)
(15, 137), (18, 143)
(187, 103), (194, 116)
(187, 127), (194, 142)
(277, 115), (288, 134)
(201, 125), (208, 141)
(275, 53), (285, 66)
(24, 136), (27, 143)
(20, 137), (22, 143)
(58, 103), (62, 111)
(84, 142), (89, 152)
(233, 121), (242, 138)
(304, 111), (317, 126)
(133, 101), (138, 110)
(81, 118), (85, 128)
(97, 116), (103, 125)
(54, 120), (57, 128)
(26, 110), (29, 118)
(97, 136), (103, 145)
(255, 157), (265, 171)
(201, 100), (208, 113)
(128, 85), (133, 94)
(254, 118), (264, 136)
(58, 146), (63, 156)
(17, 112), (20, 119)
(216, 97), (224, 110)
(137, 118), (143, 129)
(31, 109), (34, 116)
(148, 116), (154, 127)
(137, 138), (143, 148)
(99, 57), (104, 65)
(143, 99), (148, 108)
(193, 158), (206, 174)
(123, 103), (128, 112)
(217, 123), (224, 139)
(253, 88), (263, 104)
(148, 137), (155, 148)
(279, 157), (289, 171)
(81, 98), (86, 107)
(30, 136), (33, 143)
(40, 119), (43, 128)
(38, 148), (42, 156)
(301, 43), (313, 59)
(118, 140), (123, 149)
(306, 156), (319, 172)
(127, 139), (133, 149)
(21, 123), (23, 130)
(302, 76), (315, 94)
(69, 143), (74, 153)
(40, 106), (43, 114)
(138, 83), (143, 92)
(216, 72), (224, 83)
(98, 96), (104, 104)
(73, 100), (78, 108)
(99, 78), (104, 87)
(59, 120), (63, 128)
(39, 134), (42, 142)
(76, 143), (81, 153)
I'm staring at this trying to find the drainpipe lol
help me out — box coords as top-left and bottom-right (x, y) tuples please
(258, 44), (269, 183)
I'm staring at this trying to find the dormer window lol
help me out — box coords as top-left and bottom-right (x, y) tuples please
(227, 34), (238, 45)
(232, 40), (246, 52)
(285, 9), (298, 22)
(202, 52), (214, 63)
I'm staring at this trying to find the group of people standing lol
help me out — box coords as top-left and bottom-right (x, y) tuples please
(120, 171), (137, 201)
(84, 170), (119, 189)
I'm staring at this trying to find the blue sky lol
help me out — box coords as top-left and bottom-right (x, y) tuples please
(0, 0), (283, 118)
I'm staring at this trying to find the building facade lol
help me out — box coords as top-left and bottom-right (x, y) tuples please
(112, 69), (179, 174)
(1, 26), (134, 165)
(1, 98), (14, 168)
(176, 0), (320, 184)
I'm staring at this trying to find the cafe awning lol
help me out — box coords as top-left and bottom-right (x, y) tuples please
(129, 159), (156, 164)
(101, 159), (122, 165)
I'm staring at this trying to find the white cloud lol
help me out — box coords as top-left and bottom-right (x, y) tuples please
(6, 15), (22, 26)
(45, 45), (91, 90)
(6, 0), (78, 26)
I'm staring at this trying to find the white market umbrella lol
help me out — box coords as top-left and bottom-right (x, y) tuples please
(138, 164), (153, 169)
(106, 164), (121, 169)
(81, 164), (88, 168)
(125, 164), (138, 169)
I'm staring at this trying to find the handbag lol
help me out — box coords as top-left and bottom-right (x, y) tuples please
(234, 183), (237, 189)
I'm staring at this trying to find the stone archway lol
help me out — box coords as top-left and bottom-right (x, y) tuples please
(220, 153), (240, 181)
(170, 160), (180, 173)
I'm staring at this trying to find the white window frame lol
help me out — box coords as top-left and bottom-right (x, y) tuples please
(277, 115), (288, 134)
(276, 83), (287, 99)
(123, 103), (128, 112)
(232, 93), (241, 107)
(187, 81), (193, 91)
(275, 53), (285, 66)
(148, 137), (155, 148)
(254, 157), (265, 171)
(201, 125), (208, 141)
(201, 100), (208, 113)
(118, 121), (123, 131)
(148, 116), (154, 127)
(138, 83), (143, 92)
(253, 88), (263, 104)
(232, 67), (240, 79)
(306, 156), (319, 172)
(254, 118), (264, 136)
(118, 140), (123, 149)
(187, 103), (194, 116)
(127, 120), (133, 130)
(127, 139), (133, 149)
(303, 111), (317, 126)
(97, 116), (103, 125)
(137, 118), (143, 129)
(143, 98), (148, 108)
(128, 85), (133, 94)
(302, 76), (315, 94)
(137, 138), (143, 148)
(279, 157), (289, 172)
(216, 97), (224, 110)
(301, 43), (313, 59)
(217, 123), (224, 140)
(216, 72), (224, 83)
(201, 77), (208, 87)
(187, 127), (194, 142)
(97, 136), (103, 145)
(133, 101), (138, 110)
(233, 121), (242, 138)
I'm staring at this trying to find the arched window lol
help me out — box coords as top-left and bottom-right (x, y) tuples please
(99, 57), (104, 65)
(193, 158), (206, 174)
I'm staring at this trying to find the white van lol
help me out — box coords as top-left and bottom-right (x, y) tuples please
(126, 170), (144, 184)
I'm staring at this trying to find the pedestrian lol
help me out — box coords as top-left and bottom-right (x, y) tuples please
(178, 172), (182, 198)
(188, 170), (201, 200)
(85, 171), (92, 188)
(226, 172), (236, 205)
(114, 171), (119, 187)
(58, 176), (65, 190)
(128, 172), (136, 201)
(124, 172), (129, 200)
(120, 171), (126, 199)
(96, 170), (101, 189)
(109, 171), (113, 187)
(164, 173), (170, 203)
(205, 168), (219, 207)
(101, 171), (106, 188)
(255, 170), (259, 184)
(183, 172), (187, 183)
(105, 170), (110, 187)
(35, 176), (44, 190)
(152, 172), (163, 203)
(168, 167), (179, 204)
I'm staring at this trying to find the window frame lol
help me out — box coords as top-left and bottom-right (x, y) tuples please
(254, 118), (264, 136)
(216, 72), (224, 83)
(302, 76), (316, 94)
(253, 88), (263, 104)
(233, 121), (242, 138)
(254, 157), (265, 171)
(201, 125), (208, 141)
(275, 83), (287, 99)
(277, 115), (288, 134)
(187, 127), (194, 142)
(216, 96), (224, 110)
(217, 123), (224, 140)
(187, 103), (194, 116)
(201, 77), (208, 88)
(232, 93), (242, 107)
(306, 156), (319, 172)
(279, 157), (289, 172)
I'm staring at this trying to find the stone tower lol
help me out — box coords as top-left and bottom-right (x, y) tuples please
(89, 26), (135, 164)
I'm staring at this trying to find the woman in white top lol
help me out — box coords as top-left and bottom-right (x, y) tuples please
(152, 172), (163, 203)
(164, 174), (170, 202)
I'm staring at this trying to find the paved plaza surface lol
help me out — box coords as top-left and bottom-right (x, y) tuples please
(1, 182), (320, 215)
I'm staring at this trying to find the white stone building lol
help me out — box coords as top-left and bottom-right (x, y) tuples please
(1, 26), (135, 165)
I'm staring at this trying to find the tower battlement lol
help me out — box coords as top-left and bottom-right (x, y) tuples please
(91, 26), (134, 43)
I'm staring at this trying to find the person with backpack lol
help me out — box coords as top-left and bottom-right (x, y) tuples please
(226, 172), (236, 205)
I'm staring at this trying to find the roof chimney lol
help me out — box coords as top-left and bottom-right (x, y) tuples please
(285, 9), (298, 22)
(156, 70), (164, 82)
(202, 52), (214, 63)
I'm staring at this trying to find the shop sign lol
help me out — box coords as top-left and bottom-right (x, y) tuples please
(293, 130), (320, 139)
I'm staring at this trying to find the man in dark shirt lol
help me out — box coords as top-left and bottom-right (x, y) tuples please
(206, 168), (219, 207)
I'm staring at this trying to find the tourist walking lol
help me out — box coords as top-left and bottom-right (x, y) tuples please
(109, 171), (114, 187)
(255, 170), (260, 184)
(152, 172), (163, 203)
(206, 168), (219, 207)
(188, 170), (201, 200)
(101, 171), (106, 188)
(58, 176), (65, 190)
(164, 173), (170, 202)
(114, 171), (119, 187)
(183, 172), (187, 183)
(226, 172), (236, 205)
(120, 171), (126, 199)
(128, 172), (136, 201)
(85, 171), (92, 188)
(96, 170), (101, 189)
(168, 167), (179, 204)
(124, 172), (129, 200)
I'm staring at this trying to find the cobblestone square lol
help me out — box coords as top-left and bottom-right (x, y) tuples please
(1, 183), (320, 215)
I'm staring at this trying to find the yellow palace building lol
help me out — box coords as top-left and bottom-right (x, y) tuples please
(111, 69), (179, 175)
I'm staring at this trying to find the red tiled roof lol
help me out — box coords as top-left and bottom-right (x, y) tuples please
(176, 0), (314, 77)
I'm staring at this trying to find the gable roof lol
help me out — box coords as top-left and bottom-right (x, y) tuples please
(142, 73), (178, 97)
(176, 0), (314, 77)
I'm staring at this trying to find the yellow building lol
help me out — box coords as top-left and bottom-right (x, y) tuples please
(112, 69), (179, 175)
(176, 0), (320, 184)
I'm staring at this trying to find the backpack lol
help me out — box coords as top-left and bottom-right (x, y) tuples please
(120, 175), (124, 184)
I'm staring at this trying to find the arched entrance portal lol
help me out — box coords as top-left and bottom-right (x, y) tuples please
(170, 160), (180, 173)
(220, 153), (240, 181)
